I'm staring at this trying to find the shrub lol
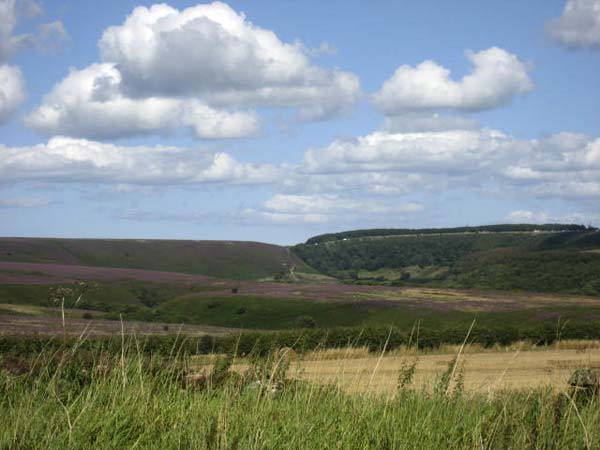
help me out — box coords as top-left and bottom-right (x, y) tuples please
(295, 315), (317, 329)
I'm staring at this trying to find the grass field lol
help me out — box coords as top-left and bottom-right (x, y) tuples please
(290, 344), (600, 395)
(2, 341), (600, 449)
(3, 274), (600, 331)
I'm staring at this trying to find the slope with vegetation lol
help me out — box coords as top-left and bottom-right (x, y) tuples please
(292, 225), (600, 294)
(0, 237), (312, 280)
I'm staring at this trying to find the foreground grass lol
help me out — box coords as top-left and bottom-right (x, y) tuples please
(2, 347), (600, 449)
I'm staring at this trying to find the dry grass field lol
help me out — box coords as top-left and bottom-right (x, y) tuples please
(292, 344), (600, 395)
(188, 342), (600, 396)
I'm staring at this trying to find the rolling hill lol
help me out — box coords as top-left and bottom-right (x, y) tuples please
(1, 225), (600, 334)
(292, 225), (600, 295)
(0, 237), (312, 280)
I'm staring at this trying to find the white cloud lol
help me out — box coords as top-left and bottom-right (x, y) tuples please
(0, 0), (27, 124)
(280, 171), (436, 197)
(0, 196), (50, 208)
(503, 134), (600, 199)
(505, 210), (549, 223)
(298, 126), (600, 204)
(505, 210), (592, 225)
(382, 113), (478, 133)
(373, 47), (533, 114)
(17, 0), (43, 18)
(27, 2), (359, 139)
(98, 2), (359, 119)
(25, 63), (260, 139)
(0, 136), (282, 185)
(0, 0), (67, 61)
(256, 193), (423, 224)
(36, 20), (68, 52)
(0, 0), (69, 125)
(182, 101), (260, 139)
(0, 64), (25, 123)
(302, 128), (522, 175)
(305, 41), (338, 57)
(547, 0), (600, 49)
(0, 0), (31, 62)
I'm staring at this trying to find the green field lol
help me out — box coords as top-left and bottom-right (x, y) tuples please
(4, 281), (600, 335)
(139, 294), (600, 331)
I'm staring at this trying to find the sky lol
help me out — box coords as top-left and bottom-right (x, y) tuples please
(0, 0), (599, 245)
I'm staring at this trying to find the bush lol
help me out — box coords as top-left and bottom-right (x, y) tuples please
(294, 316), (317, 329)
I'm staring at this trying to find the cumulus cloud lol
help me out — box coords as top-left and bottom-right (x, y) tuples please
(298, 126), (600, 204)
(547, 0), (600, 49)
(25, 63), (260, 139)
(0, 64), (25, 123)
(373, 47), (533, 114)
(99, 3), (359, 116)
(280, 171), (437, 197)
(0, 137), (282, 185)
(27, 2), (359, 139)
(302, 128), (524, 175)
(502, 133), (600, 199)
(0, 0), (69, 125)
(255, 194), (423, 224)
(0, 0), (27, 124)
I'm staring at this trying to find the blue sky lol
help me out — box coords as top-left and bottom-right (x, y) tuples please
(0, 0), (599, 244)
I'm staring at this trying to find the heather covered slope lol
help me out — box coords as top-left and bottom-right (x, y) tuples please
(0, 238), (312, 280)
(292, 226), (600, 294)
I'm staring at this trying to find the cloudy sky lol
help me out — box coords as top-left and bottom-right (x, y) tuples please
(0, 0), (599, 244)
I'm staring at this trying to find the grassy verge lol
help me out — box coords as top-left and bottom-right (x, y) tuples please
(1, 343), (599, 449)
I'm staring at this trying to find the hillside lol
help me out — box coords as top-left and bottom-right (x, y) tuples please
(304, 224), (588, 244)
(292, 225), (600, 295)
(0, 237), (312, 280)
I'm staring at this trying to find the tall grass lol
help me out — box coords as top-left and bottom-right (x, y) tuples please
(1, 340), (600, 449)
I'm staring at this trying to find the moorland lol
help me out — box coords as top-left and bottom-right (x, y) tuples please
(3, 225), (600, 448)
